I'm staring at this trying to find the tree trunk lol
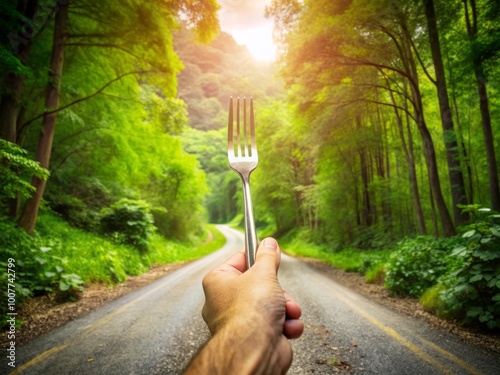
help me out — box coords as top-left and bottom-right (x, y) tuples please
(0, 0), (39, 143)
(402, 31), (456, 236)
(474, 73), (500, 210)
(388, 78), (427, 235)
(18, 1), (69, 233)
(423, 0), (468, 225)
(357, 116), (372, 227)
(463, 0), (500, 210)
(0, 0), (39, 218)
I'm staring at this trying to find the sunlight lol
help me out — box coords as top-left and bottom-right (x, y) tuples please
(230, 25), (277, 62)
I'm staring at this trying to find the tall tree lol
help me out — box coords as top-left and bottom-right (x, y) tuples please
(0, 0), (40, 144)
(422, 0), (468, 225)
(462, 0), (500, 210)
(18, 0), (68, 233)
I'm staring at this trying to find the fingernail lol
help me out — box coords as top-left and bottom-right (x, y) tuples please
(263, 238), (278, 250)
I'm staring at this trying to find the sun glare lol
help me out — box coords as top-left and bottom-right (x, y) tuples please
(231, 26), (277, 62)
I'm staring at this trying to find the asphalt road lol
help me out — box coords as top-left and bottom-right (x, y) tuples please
(4, 225), (500, 374)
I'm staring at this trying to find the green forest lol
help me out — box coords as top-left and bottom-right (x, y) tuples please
(1, 0), (500, 332)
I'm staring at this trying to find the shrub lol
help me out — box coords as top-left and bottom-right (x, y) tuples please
(385, 236), (463, 297)
(100, 199), (156, 251)
(440, 207), (500, 330)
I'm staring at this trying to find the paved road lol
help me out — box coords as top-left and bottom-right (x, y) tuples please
(4, 225), (500, 374)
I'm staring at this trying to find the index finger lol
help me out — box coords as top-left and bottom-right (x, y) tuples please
(218, 248), (247, 275)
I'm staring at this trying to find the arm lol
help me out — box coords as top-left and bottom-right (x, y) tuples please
(183, 238), (303, 375)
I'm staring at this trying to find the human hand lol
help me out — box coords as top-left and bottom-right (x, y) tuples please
(200, 237), (303, 373)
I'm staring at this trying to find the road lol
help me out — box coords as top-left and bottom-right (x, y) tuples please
(4, 225), (500, 374)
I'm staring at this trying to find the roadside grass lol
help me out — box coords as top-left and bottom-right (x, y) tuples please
(35, 213), (226, 285)
(282, 237), (391, 282)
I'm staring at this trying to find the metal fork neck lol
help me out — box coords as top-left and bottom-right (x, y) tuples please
(241, 174), (258, 268)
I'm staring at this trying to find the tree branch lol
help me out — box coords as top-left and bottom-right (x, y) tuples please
(403, 27), (436, 85)
(65, 42), (149, 64)
(22, 70), (152, 128)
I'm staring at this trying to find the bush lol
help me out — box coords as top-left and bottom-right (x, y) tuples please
(100, 199), (156, 251)
(440, 207), (500, 330)
(385, 236), (463, 297)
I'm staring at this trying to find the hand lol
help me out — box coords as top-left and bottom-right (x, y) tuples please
(196, 237), (303, 374)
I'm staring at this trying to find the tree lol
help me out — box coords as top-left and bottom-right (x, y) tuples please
(7, 0), (219, 233)
(462, 0), (500, 210)
(18, 0), (69, 233)
(268, 0), (457, 236)
(0, 0), (41, 144)
(422, 0), (468, 225)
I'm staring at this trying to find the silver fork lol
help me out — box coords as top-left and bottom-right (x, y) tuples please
(227, 97), (258, 269)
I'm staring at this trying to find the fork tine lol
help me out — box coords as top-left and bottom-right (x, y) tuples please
(236, 97), (241, 157)
(250, 97), (256, 156)
(228, 97), (234, 156)
(243, 97), (248, 157)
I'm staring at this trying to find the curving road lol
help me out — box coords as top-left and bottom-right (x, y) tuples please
(4, 225), (500, 374)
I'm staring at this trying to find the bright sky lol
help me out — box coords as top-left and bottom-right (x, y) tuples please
(218, 0), (276, 61)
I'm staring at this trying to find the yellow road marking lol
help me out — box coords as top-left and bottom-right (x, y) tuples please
(8, 345), (67, 375)
(415, 334), (484, 375)
(316, 277), (484, 375)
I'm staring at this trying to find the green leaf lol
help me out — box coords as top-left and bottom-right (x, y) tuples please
(469, 274), (483, 282)
(55, 265), (65, 273)
(463, 230), (476, 238)
(40, 247), (51, 253)
(59, 282), (70, 291)
(492, 294), (500, 302)
(45, 271), (56, 278)
(473, 249), (500, 261)
(490, 227), (500, 237)
(34, 256), (46, 265)
(466, 306), (483, 317)
(451, 246), (467, 257)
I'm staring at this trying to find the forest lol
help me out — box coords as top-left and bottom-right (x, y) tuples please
(1, 0), (499, 331)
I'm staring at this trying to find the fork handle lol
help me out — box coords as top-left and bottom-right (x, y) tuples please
(241, 175), (258, 269)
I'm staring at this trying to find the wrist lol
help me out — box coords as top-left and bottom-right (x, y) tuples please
(218, 318), (282, 374)
(185, 318), (287, 375)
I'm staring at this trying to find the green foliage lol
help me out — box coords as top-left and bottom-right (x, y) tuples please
(283, 235), (391, 274)
(440, 207), (500, 329)
(385, 236), (463, 297)
(0, 139), (49, 207)
(420, 284), (455, 319)
(46, 194), (100, 231)
(100, 199), (155, 251)
(0, 216), (84, 329)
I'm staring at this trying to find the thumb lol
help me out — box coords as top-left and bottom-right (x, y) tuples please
(253, 237), (281, 275)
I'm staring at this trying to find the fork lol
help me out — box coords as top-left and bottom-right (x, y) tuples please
(227, 97), (258, 269)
